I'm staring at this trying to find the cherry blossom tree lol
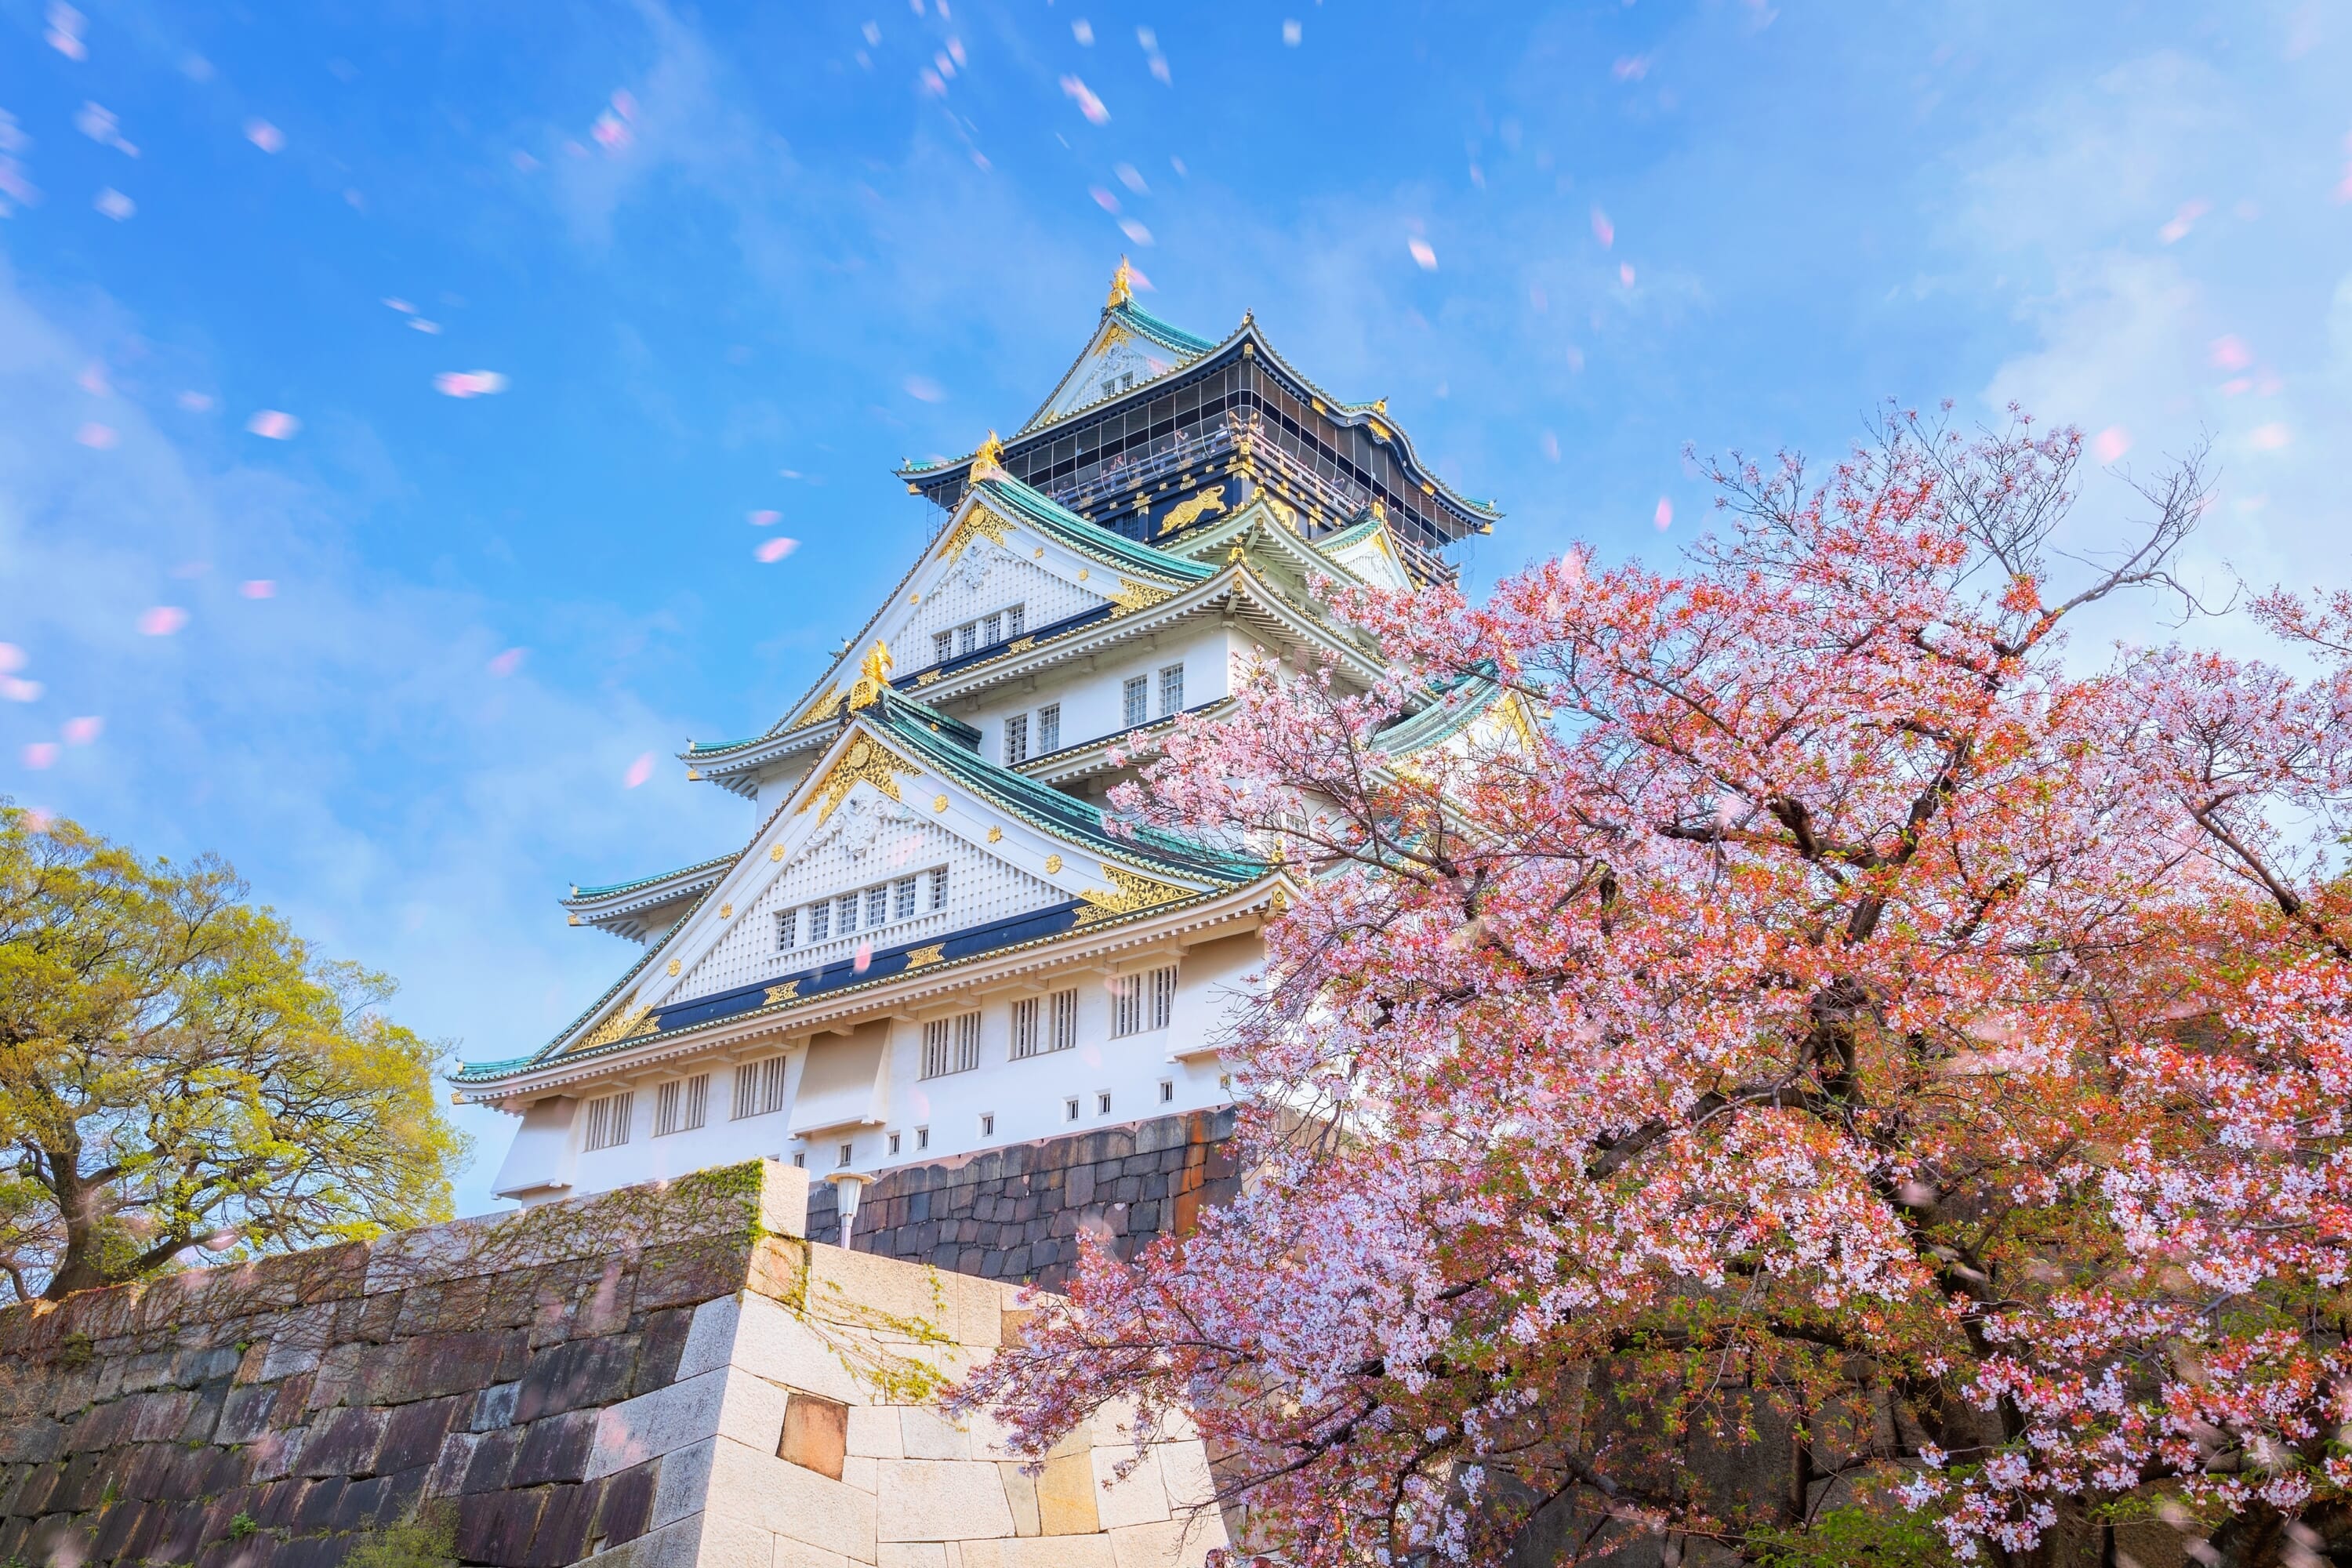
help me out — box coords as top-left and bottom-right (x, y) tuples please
(957, 408), (2352, 1567)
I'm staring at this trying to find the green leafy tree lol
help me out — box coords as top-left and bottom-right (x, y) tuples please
(0, 804), (467, 1300)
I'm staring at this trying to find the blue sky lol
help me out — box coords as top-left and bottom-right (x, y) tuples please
(3, 0), (2348, 1214)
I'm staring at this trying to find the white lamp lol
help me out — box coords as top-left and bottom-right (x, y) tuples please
(826, 1171), (876, 1247)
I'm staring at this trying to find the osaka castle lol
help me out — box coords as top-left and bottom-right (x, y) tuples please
(455, 262), (1512, 1279)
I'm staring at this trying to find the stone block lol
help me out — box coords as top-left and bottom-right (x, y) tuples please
(246, 1425), (307, 1483)
(804, 1249), (946, 1335)
(777, 1534), (851, 1568)
(586, 1367), (728, 1480)
(1107, 1519), (1225, 1568)
(724, 1295), (865, 1406)
(258, 1304), (338, 1381)
(218, 1381), (292, 1445)
(0, 1413), (63, 1465)
(352, 1328), (528, 1406)
(393, 1274), (494, 1338)
(339, 1461), (429, 1530)
(596, 1457), (659, 1546)
(307, 1341), (363, 1410)
(596, 1509), (706, 1568)
(698, 1511), (780, 1568)
(1087, 1450), (1169, 1531)
(873, 1458), (1015, 1544)
(459, 1484), (547, 1566)
(997, 1539), (1118, 1568)
(472, 1379), (521, 1431)
(426, 1429), (478, 1497)
(881, 1544), (949, 1568)
(843, 1454), (878, 1493)
(650, 1436), (716, 1533)
(525, 1479), (602, 1566)
(1153, 1443), (1215, 1513)
(996, 1464), (1041, 1537)
(292, 1473), (350, 1531)
(461, 1425), (524, 1494)
(636, 1307), (695, 1395)
(779, 1392), (850, 1483)
(297, 1405), (389, 1477)
(637, 1239), (753, 1313)
(511, 1408), (601, 1487)
(844, 1406), (903, 1459)
(270, 1534), (355, 1568)
(899, 1409), (970, 1461)
(1033, 1450), (1100, 1537)
(573, 1256), (637, 1338)
(715, 1436), (880, 1560)
(675, 1294), (742, 1382)
(378, 1392), (466, 1475)
(514, 1331), (642, 1422)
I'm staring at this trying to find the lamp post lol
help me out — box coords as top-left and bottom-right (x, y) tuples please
(826, 1171), (876, 1248)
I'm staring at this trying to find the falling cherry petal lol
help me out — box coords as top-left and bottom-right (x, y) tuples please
(432, 369), (509, 398)
(1, 677), (42, 702)
(1116, 218), (1153, 246)
(74, 422), (118, 448)
(93, 187), (134, 220)
(177, 391), (216, 412)
(1058, 75), (1109, 125)
(245, 410), (299, 439)
(239, 579), (276, 599)
(1407, 237), (1437, 270)
(854, 939), (873, 973)
(1621, 263), (1637, 286)
(1591, 208), (1614, 248)
(2157, 199), (2206, 244)
(2092, 427), (2131, 463)
(21, 743), (58, 770)
(61, 717), (101, 745)
(749, 509), (782, 527)
(1654, 498), (1673, 531)
(2209, 335), (2252, 372)
(138, 607), (187, 636)
(756, 537), (800, 563)
(903, 375), (945, 402)
(0, 644), (21, 673)
(245, 119), (285, 153)
(2249, 423), (2292, 451)
(622, 752), (655, 789)
(487, 648), (526, 677)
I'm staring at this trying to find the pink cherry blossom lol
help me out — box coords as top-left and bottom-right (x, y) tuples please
(60, 716), (100, 745)
(136, 607), (187, 636)
(245, 409), (299, 439)
(959, 405), (2352, 1565)
(1590, 207), (1614, 248)
(1652, 495), (1672, 529)
(239, 579), (276, 599)
(749, 509), (782, 527)
(74, 422), (117, 448)
(622, 752), (655, 789)
(2093, 425), (2131, 462)
(245, 119), (285, 153)
(2211, 334), (2254, 371)
(432, 369), (508, 398)
(20, 742), (57, 769)
(486, 648), (525, 677)
(1407, 238), (1437, 270)
(755, 537), (800, 563)
(1058, 75), (1109, 125)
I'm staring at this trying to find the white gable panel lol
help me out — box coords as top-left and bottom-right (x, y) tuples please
(1033, 325), (1184, 428)
(1322, 529), (1414, 591)
(895, 539), (1101, 657)
(671, 782), (1065, 1003)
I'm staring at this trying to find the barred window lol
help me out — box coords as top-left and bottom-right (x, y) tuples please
(653, 1074), (708, 1138)
(894, 876), (917, 920)
(928, 866), (949, 909)
(1160, 663), (1184, 716)
(1122, 676), (1149, 728)
(1037, 703), (1060, 753)
(1112, 966), (1177, 1036)
(732, 1056), (788, 1120)
(775, 908), (797, 951)
(1018, 989), (1079, 1056)
(1005, 713), (1029, 765)
(957, 623), (977, 656)
(865, 884), (888, 927)
(921, 1012), (982, 1078)
(1008, 604), (1025, 637)
(808, 902), (830, 942)
(583, 1091), (633, 1151)
(837, 892), (859, 933)
(1050, 987), (1079, 1052)
(982, 613), (1002, 644)
(933, 630), (953, 664)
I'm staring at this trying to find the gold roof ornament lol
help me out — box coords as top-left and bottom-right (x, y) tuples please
(1106, 256), (1135, 308)
(971, 429), (1006, 479)
(848, 640), (895, 710)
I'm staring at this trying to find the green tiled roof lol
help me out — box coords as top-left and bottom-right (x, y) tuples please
(569, 852), (738, 902)
(971, 473), (1217, 586)
(1108, 300), (1217, 356)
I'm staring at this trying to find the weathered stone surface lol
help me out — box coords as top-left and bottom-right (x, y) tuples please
(0, 1157), (1242, 1568)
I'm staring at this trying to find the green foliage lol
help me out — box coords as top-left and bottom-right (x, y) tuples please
(225, 1513), (258, 1541)
(344, 1502), (456, 1568)
(1746, 1504), (1959, 1568)
(0, 804), (470, 1301)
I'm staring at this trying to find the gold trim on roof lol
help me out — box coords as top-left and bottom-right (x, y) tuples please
(803, 735), (921, 828)
(848, 641), (894, 710)
(1109, 578), (1176, 617)
(1074, 864), (1194, 927)
(576, 995), (658, 1051)
(1107, 256), (1134, 307)
(1156, 485), (1228, 536)
(903, 942), (946, 971)
(796, 684), (843, 726)
(942, 502), (1011, 564)
(971, 430), (1006, 479)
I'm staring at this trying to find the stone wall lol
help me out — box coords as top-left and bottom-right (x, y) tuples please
(0, 1161), (1232, 1568)
(804, 1111), (1238, 1289)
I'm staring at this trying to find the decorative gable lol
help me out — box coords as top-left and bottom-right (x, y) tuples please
(1027, 320), (1189, 430)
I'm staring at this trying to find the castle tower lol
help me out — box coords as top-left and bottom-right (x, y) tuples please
(456, 272), (1514, 1282)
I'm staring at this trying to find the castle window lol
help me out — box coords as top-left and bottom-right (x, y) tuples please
(1008, 604), (1025, 638)
(921, 1012), (982, 1079)
(775, 908), (798, 951)
(1112, 966), (1178, 1037)
(653, 1074), (708, 1137)
(837, 1142), (854, 1168)
(980, 1113), (995, 1136)
(928, 866), (949, 909)
(865, 884), (889, 927)
(1005, 713), (1029, 765)
(957, 623), (978, 657)
(1160, 663), (1184, 716)
(934, 630), (953, 664)
(1096, 1091), (1112, 1116)
(916, 1127), (931, 1151)
(894, 876), (918, 920)
(889, 1131), (902, 1156)
(808, 902), (831, 942)
(1064, 1098), (1080, 1122)
(1036, 703), (1060, 753)
(1123, 676), (1149, 728)
(982, 613), (1002, 644)
(1160, 1079), (1174, 1104)
(583, 1091), (633, 1151)
(733, 1056), (788, 1120)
